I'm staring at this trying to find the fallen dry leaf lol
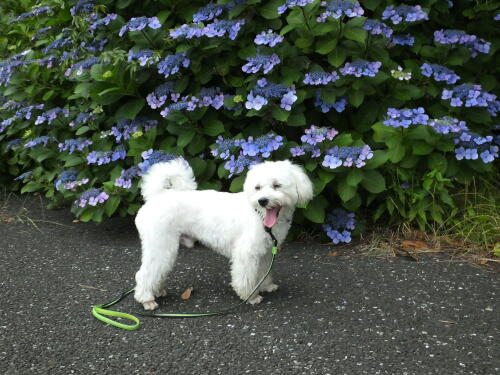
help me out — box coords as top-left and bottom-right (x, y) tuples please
(180, 287), (193, 300)
(328, 251), (340, 257)
(479, 259), (488, 265)
(402, 240), (428, 249)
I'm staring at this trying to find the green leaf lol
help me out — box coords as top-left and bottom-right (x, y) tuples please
(76, 126), (90, 136)
(272, 107), (290, 122)
(260, 0), (281, 19)
(288, 112), (306, 126)
(412, 141), (434, 155)
(361, 170), (386, 193)
(177, 129), (196, 148)
(348, 89), (364, 107)
(115, 98), (145, 120)
(328, 48), (347, 67)
(315, 38), (338, 55)
(229, 175), (245, 192)
(303, 195), (327, 223)
(364, 150), (389, 169)
(337, 179), (357, 202)
(203, 119), (225, 136)
(104, 196), (121, 217)
(346, 169), (364, 186)
(343, 27), (367, 43)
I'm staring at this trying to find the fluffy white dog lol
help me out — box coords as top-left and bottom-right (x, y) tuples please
(134, 158), (313, 310)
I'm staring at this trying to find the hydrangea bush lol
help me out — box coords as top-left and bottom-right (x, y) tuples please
(0, 0), (499, 238)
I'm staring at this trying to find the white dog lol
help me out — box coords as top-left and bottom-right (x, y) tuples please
(134, 158), (313, 310)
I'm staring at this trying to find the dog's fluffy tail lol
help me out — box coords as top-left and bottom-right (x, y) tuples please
(140, 158), (197, 201)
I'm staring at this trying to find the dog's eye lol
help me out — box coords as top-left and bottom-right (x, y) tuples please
(273, 183), (282, 189)
(255, 185), (261, 191)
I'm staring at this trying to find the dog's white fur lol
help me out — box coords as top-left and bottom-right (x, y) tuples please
(134, 159), (313, 310)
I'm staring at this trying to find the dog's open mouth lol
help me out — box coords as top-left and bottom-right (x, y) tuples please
(263, 207), (281, 228)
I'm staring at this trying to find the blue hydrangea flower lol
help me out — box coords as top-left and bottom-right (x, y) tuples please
(157, 53), (190, 78)
(454, 131), (498, 163)
(169, 24), (205, 39)
(115, 166), (141, 188)
(290, 144), (321, 158)
(242, 53), (280, 74)
(75, 188), (109, 207)
(89, 13), (117, 33)
(64, 57), (99, 76)
(146, 82), (177, 109)
(382, 5), (428, 24)
(254, 30), (284, 47)
(323, 208), (356, 244)
(138, 149), (178, 173)
(58, 139), (93, 154)
(14, 171), (33, 181)
(245, 92), (268, 111)
(87, 146), (126, 165)
(390, 34), (415, 46)
(203, 19), (245, 40)
(192, 4), (226, 22)
(427, 117), (468, 135)
(441, 84), (496, 108)
(246, 78), (297, 111)
(240, 134), (284, 158)
(339, 60), (381, 77)
(495, 13), (500, 21)
(119, 16), (161, 37)
(383, 107), (429, 128)
(211, 137), (243, 159)
(25, 136), (55, 148)
(82, 39), (108, 53)
(420, 63), (459, 84)
(160, 99), (191, 118)
(69, 111), (97, 127)
(34, 107), (70, 125)
(278, 0), (314, 15)
(198, 87), (226, 109)
(11, 5), (52, 24)
(314, 91), (347, 113)
(434, 29), (490, 56)
(317, 1), (364, 22)
(225, 154), (260, 178)
(42, 37), (72, 54)
(111, 118), (158, 143)
(55, 169), (89, 191)
(322, 145), (373, 169)
(128, 49), (159, 66)
(303, 72), (339, 85)
(70, 0), (94, 16)
(31, 26), (53, 41)
(5, 139), (22, 150)
(363, 19), (393, 37)
(301, 125), (339, 145)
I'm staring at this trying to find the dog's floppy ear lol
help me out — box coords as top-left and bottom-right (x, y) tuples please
(289, 162), (313, 205)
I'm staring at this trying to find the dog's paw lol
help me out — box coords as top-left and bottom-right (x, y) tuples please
(155, 288), (167, 298)
(180, 235), (195, 248)
(142, 300), (159, 311)
(261, 283), (279, 293)
(247, 295), (263, 305)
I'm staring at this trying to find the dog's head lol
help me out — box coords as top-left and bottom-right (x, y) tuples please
(243, 160), (313, 228)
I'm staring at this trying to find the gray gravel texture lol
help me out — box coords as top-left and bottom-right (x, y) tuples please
(0, 195), (498, 375)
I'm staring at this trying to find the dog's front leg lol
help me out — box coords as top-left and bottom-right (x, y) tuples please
(230, 253), (263, 305)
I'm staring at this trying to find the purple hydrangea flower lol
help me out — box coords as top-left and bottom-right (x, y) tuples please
(382, 5), (428, 24)
(339, 60), (381, 77)
(115, 166), (141, 188)
(211, 137), (243, 159)
(301, 125), (339, 145)
(322, 145), (373, 169)
(58, 139), (93, 154)
(390, 34), (415, 46)
(202, 19), (245, 40)
(55, 169), (89, 191)
(441, 84), (496, 108)
(242, 53), (280, 74)
(138, 149), (178, 173)
(427, 117), (468, 135)
(89, 13), (117, 32)
(157, 53), (190, 78)
(225, 154), (260, 178)
(420, 63), (459, 84)
(11, 5), (52, 24)
(383, 107), (429, 128)
(128, 49), (159, 66)
(240, 134), (284, 158)
(111, 118), (158, 143)
(278, 0), (314, 15)
(434, 29), (490, 56)
(303, 71), (339, 85)
(314, 91), (347, 113)
(363, 19), (393, 37)
(75, 188), (109, 207)
(119, 16), (161, 37)
(317, 1), (364, 22)
(34, 107), (70, 125)
(246, 79), (297, 111)
(254, 30), (284, 47)
(25, 136), (54, 148)
(323, 208), (356, 244)
(454, 131), (498, 163)
(87, 146), (126, 165)
(146, 82), (177, 109)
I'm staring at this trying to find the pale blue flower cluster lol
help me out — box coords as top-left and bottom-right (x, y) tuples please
(382, 5), (428, 25)
(157, 53), (190, 78)
(34, 107), (70, 125)
(58, 139), (93, 154)
(89, 13), (117, 33)
(278, 0), (314, 15)
(42, 37), (72, 54)
(290, 125), (339, 157)
(303, 72), (339, 85)
(146, 82), (177, 109)
(339, 60), (381, 77)
(242, 53), (280, 74)
(245, 78), (297, 111)
(158, 87), (228, 118)
(64, 57), (99, 76)
(128, 49), (159, 66)
(323, 208), (355, 244)
(170, 19), (245, 41)
(119, 16), (161, 37)
(115, 166), (141, 188)
(87, 145), (126, 165)
(383, 107), (429, 128)
(391, 34), (415, 46)
(25, 136), (55, 148)
(69, 111), (97, 128)
(55, 169), (89, 191)
(322, 145), (373, 169)
(317, 1), (364, 22)
(75, 188), (109, 207)
(192, 1), (244, 23)
(31, 26), (53, 41)
(427, 117), (468, 135)
(11, 5), (52, 24)
(70, 0), (94, 16)
(441, 84), (496, 108)
(254, 30), (284, 47)
(454, 131), (498, 163)
(434, 30), (490, 56)
(138, 149), (178, 173)
(363, 19), (393, 37)
(314, 91), (347, 113)
(420, 63), (459, 84)
(111, 118), (158, 143)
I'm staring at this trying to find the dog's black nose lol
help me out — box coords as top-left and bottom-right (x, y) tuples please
(258, 198), (269, 207)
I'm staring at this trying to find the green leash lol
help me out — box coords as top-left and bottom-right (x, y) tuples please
(92, 235), (279, 330)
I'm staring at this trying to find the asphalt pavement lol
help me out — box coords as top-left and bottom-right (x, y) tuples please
(0, 195), (498, 375)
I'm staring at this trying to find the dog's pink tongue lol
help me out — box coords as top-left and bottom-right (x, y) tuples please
(263, 207), (280, 228)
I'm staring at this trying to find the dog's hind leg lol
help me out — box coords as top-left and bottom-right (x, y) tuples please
(134, 229), (180, 310)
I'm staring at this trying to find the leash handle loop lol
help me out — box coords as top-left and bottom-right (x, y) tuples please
(92, 305), (140, 330)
